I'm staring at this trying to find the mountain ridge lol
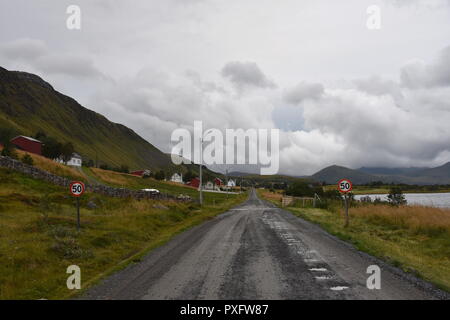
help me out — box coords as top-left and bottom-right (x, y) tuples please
(0, 67), (170, 171)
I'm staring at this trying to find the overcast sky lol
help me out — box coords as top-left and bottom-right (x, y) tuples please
(1, 0), (450, 175)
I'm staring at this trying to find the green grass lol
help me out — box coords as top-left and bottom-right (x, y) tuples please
(83, 166), (240, 205)
(259, 190), (450, 293)
(323, 185), (450, 195)
(0, 168), (247, 299)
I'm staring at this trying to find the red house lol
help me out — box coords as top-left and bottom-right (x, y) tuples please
(130, 170), (145, 177)
(10, 136), (42, 155)
(214, 178), (223, 186)
(186, 177), (200, 188)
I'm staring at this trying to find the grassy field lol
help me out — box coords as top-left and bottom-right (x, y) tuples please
(259, 190), (450, 292)
(323, 184), (450, 195)
(1, 147), (85, 181)
(0, 167), (247, 299)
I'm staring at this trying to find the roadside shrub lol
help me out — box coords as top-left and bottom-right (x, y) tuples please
(1, 144), (18, 159)
(21, 153), (34, 166)
(51, 238), (93, 259)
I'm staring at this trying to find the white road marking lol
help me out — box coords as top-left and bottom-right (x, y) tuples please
(330, 286), (349, 291)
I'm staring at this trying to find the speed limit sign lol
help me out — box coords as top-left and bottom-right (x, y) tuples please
(70, 181), (85, 197)
(338, 179), (353, 193)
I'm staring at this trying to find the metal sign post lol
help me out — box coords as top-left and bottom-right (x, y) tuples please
(70, 181), (85, 231)
(338, 179), (353, 227)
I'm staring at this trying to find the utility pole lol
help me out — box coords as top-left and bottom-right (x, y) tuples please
(199, 137), (203, 206)
(226, 169), (229, 198)
(344, 194), (349, 227)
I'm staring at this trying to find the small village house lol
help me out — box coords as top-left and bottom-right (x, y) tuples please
(227, 179), (236, 187)
(170, 173), (183, 183)
(130, 169), (151, 177)
(186, 177), (200, 188)
(10, 136), (42, 155)
(204, 181), (215, 190)
(55, 152), (82, 167)
(214, 178), (223, 187)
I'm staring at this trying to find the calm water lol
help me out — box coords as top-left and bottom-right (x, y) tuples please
(354, 192), (450, 208)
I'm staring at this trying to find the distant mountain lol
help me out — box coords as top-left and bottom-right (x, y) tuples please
(310, 165), (379, 185)
(228, 171), (252, 177)
(0, 67), (169, 170)
(311, 163), (450, 185)
(413, 162), (450, 180)
(359, 166), (427, 176)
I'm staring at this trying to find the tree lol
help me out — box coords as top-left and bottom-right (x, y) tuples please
(183, 170), (194, 183)
(286, 180), (323, 197)
(21, 153), (34, 166)
(387, 187), (407, 206)
(41, 137), (62, 159)
(99, 164), (110, 170)
(60, 142), (74, 163)
(0, 128), (17, 146)
(34, 131), (47, 140)
(154, 170), (165, 181)
(118, 165), (129, 173)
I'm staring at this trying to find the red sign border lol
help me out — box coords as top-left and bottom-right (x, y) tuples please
(70, 181), (85, 197)
(337, 178), (353, 193)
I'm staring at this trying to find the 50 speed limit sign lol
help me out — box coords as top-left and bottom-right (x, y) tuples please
(338, 179), (353, 193)
(70, 181), (85, 197)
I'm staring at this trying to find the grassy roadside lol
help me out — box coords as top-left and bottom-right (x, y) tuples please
(0, 168), (247, 299)
(323, 185), (450, 195)
(258, 190), (450, 293)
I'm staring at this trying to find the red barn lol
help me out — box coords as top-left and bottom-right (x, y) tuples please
(186, 177), (200, 188)
(10, 136), (42, 155)
(214, 178), (223, 186)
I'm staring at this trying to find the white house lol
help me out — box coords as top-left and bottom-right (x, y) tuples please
(227, 179), (236, 187)
(56, 153), (82, 167)
(204, 181), (215, 190)
(170, 173), (183, 183)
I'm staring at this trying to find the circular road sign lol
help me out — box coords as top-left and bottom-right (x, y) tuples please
(70, 181), (85, 197)
(338, 179), (353, 193)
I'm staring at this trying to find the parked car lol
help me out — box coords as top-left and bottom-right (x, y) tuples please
(141, 188), (160, 195)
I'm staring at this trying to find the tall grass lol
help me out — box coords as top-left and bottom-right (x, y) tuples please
(0, 167), (247, 299)
(9, 148), (85, 180)
(351, 205), (450, 236)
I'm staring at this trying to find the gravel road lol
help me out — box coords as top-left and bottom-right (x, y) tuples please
(83, 189), (448, 300)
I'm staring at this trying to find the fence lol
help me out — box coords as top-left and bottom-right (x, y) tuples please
(281, 194), (320, 207)
(0, 156), (188, 201)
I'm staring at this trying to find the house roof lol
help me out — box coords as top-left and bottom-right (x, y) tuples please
(72, 153), (82, 159)
(12, 135), (42, 143)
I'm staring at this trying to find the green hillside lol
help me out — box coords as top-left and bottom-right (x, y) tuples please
(0, 67), (169, 171)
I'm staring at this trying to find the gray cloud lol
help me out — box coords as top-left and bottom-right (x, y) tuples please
(1, 1), (450, 175)
(284, 82), (324, 105)
(354, 75), (404, 102)
(400, 45), (450, 89)
(0, 38), (105, 79)
(221, 61), (276, 91)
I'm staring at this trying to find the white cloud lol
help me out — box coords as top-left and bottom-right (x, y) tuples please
(1, 1), (450, 175)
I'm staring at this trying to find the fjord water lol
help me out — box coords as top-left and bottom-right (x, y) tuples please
(355, 192), (450, 208)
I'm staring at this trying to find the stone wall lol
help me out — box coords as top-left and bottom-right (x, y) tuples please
(0, 156), (186, 202)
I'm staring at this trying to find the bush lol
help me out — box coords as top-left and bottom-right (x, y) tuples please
(21, 153), (34, 166)
(1, 144), (18, 159)
(387, 187), (407, 206)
